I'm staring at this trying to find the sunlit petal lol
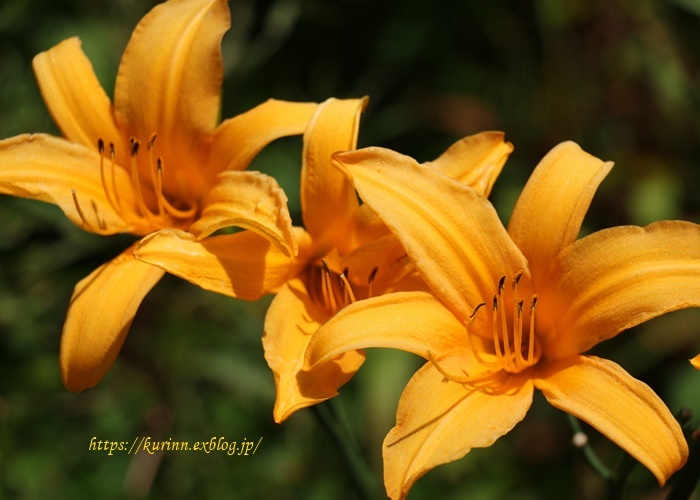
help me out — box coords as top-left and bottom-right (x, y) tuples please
(301, 97), (366, 250)
(0, 134), (136, 234)
(135, 227), (313, 300)
(423, 131), (513, 197)
(384, 362), (533, 500)
(32, 37), (125, 154)
(114, 0), (229, 191)
(208, 99), (318, 173)
(263, 280), (366, 423)
(507, 142), (613, 285)
(306, 291), (467, 367)
(188, 170), (297, 257)
(60, 246), (164, 392)
(535, 355), (688, 485)
(332, 147), (527, 322)
(541, 221), (700, 357)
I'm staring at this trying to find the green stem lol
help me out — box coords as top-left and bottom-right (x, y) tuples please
(567, 414), (612, 480)
(312, 399), (383, 500)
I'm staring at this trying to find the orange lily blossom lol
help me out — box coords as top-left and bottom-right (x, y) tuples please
(0, 0), (319, 392)
(133, 97), (514, 422)
(306, 142), (700, 498)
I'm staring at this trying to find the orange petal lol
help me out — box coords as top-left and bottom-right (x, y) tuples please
(423, 131), (513, 196)
(534, 355), (688, 485)
(208, 99), (318, 173)
(134, 227), (313, 300)
(541, 221), (700, 358)
(339, 233), (414, 292)
(188, 170), (297, 257)
(346, 202), (392, 249)
(60, 245), (164, 392)
(114, 0), (229, 189)
(507, 142), (613, 285)
(691, 354), (700, 370)
(32, 37), (125, 154)
(384, 362), (533, 500)
(306, 291), (467, 367)
(332, 147), (527, 323)
(263, 279), (366, 423)
(0, 134), (135, 234)
(301, 97), (367, 250)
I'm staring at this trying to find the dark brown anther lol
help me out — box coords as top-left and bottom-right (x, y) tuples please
(470, 302), (487, 319)
(368, 266), (379, 284)
(498, 276), (506, 294)
(109, 142), (115, 157)
(492, 295), (498, 311)
(130, 139), (141, 156)
(97, 138), (105, 153)
(516, 298), (524, 317)
(530, 295), (538, 311)
(321, 258), (331, 276)
(148, 133), (157, 149)
(512, 270), (523, 289)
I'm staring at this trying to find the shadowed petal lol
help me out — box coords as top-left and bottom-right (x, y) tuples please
(188, 170), (297, 257)
(114, 0), (230, 196)
(423, 131), (513, 197)
(306, 291), (468, 367)
(60, 246), (164, 392)
(33, 37), (125, 154)
(0, 134), (137, 234)
(135, 228), (313, 300)
(301, 98), (366, 250)
(384, 362), (533, 500)
(507, 142), (613, 285)
(332, 147), (526, 323)
(534, 355), (688, 485)
(540, 221), (700, 357)
(263, 280), (366, 423)
(208, 99), (318, 173)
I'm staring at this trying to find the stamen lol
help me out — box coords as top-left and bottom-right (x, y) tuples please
(492, 295), (505, 366)
(154, 156), (197, 220)
(109, 142), (122, 211)
(368, 266), (379, 298)
(97, 138), (123, 218)
(513, 298), (525, 369)
(512, 270), (523, 290)
(321, 259), (337, 312)
(528, 295), (538, 362)
(339, 273), (356, 304)
(129, 138), (160, 223)
(71, 189), (119, 235)
(497, 276), (514, 371)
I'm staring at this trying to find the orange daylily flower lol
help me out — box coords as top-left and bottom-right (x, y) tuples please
(134, 97), (513, 422)
(0, 0), (318, 392)
(307, 142), (700, 499)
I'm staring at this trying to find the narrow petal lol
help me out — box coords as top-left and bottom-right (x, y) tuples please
(207, 99), (318, 173)
(306, 291), (468, 367)
(0, 134), (136, 234)
(384, 362), (533, 500)
(188, 170), (297, 257)
(691, 354), (700, 369)
(134, 227), (313, 300)
(507, 142), (613, 285)
(263, 280), (366, 423)
(60, 246), (164, 392)
(301, 97), (367, 250)
(332, 147), (527, 323)
(32, 37), (125, 153)
(534, 355), (688, 485)
(114, 0), (229, 179)
(541, 221), (700, 357)
(423, 131), (513, 197)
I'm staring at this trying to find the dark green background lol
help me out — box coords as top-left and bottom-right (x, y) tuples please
(1, 0), (699, 498)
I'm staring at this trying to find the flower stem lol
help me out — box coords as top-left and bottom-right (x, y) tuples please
(567, 414), (612, 480)
(311, 399), (383, 499)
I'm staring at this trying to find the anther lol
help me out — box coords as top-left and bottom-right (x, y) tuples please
(512, 270), (523, 290)
(368, 266), (379, 299)
(130, 138), (141, 156)
(147, 133), (157, 150)
(470, 302), (486, 319)
(97, 138), (105, 154)
(498, 275), (506, 294)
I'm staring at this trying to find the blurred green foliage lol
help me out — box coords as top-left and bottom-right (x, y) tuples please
(1, 0), (699, 498)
